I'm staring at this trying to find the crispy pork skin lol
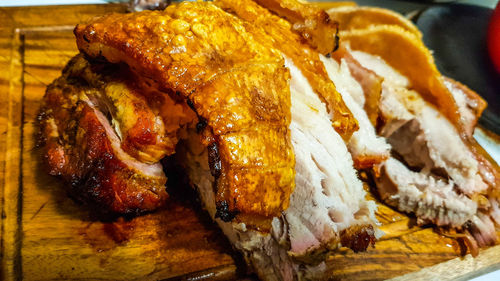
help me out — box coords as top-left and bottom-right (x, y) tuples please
(74, 1), (296, 223)
(215, 0), (358, 141)
(39, 56), (168, 214)
(252, 0), (340, 55)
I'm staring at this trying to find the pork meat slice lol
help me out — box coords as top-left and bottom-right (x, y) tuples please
(375, 157), (477, 227)
(350, 50), (498, 246)
(360, 64), (489, 196)
(39, 57), (168, 214)
(375, 157), (497, 248)
(62, 54), (187, 164)
(320, 55), (390, 169)
(351, 51), (488, 194)
(285, 59), (378, 260)
(443, 77), (487, 137)
(176, 58), (378, 281)
(331, 47), (385, 127)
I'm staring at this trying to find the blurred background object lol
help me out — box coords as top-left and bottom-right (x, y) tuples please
(351, 0), (496, 13)
(488, 1), (500, 74)
(129, 0), (170, 11)
(413, 1), (500, 134)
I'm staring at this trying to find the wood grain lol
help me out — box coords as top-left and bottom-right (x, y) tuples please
(0, 3), (499, 281)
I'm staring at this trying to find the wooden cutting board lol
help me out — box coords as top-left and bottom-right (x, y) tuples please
(1, 4), (499, 281)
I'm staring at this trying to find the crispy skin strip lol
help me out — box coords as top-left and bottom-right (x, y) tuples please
(340, 25), (464, 136)
(253, 0), (340, 55)
(74, 2), (295, 221)
(327, 6), (422, 38)
(311, 1), (357, 10)
(199, 64), (295, 224)
(216, 0), (358, 141)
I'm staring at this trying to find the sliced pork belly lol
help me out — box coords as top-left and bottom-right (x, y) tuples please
(74, 1), (296, 222)
(72, 4), (379, 266)
(177, 59), (378, 281)
(352, 51), (488, 195)
(349, 50), (499, 246)
(285, 60), (378, 260)
(320, 55), (390, 169)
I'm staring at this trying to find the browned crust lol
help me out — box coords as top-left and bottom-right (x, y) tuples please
(40, 75), (168, 214)
(253, 0), (340, 55)
(289, 224), (376, 265)
(327, 6), (422, 38)
(340, 224), (376, 253)
(353, 154), (389, 170)
(63, 54), (186, 164)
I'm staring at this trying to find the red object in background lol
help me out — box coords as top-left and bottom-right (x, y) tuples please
(489, 2), (500, 74)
